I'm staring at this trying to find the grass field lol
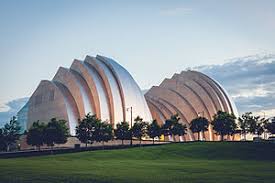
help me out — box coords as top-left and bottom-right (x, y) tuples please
(0, 142), (275, 183)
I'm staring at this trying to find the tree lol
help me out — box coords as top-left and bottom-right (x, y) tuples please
(147, 119), (161, 144)
(44, 118), (69, 149)
(2, 116), (21, 151)
(190, 117), (209, 141)
(171, 122), (187, 142)
(26, 121), (46, 150)
(255, 118), (265, 137)
(247, 115), (260, 136)
(266, 122), (275, 135)
(0, 129), (6, 151)
(238, 112), (252, 140)
(115, 121), (131, 145)
(95, 121), (113, 147)
(76, 113), (99, 148)
(262, 118), (270, 139)
(162, 114), (181, 141)
(212, 111), (237, 141)
(132, 116), (148, 145)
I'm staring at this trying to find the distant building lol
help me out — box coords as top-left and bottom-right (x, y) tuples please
(17, 102), (29, 133)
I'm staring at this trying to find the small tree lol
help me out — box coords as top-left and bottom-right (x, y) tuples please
(212, 111), (237, 141)
(190, 117), (209, 141)
(115, 121), (130, 145)
(262, 118), (269, 139)
(238, 112), (252, 140)
(247, 115), (260, 136)
(76, 113), (99, 148)
(171, 122), (187, 142)
(2, 116), (21, 151)
(266, 122), (275, 135)
(147, 119), (161, 144)
(254, 118), (265, 137)
(95, 121), (113, 147)
(44, 118), (69, 149)
(0, 129), (6, 151)
(132, 116), (148, 145)
(26, 121), (46, 150)
(162, 114), (181, 141)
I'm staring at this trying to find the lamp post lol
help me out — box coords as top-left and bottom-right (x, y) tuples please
(198, 111), (204, 117)
(127, 107), (133, 146)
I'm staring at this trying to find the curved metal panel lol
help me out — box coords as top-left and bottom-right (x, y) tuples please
(194, 71), (238, 116)
(96, 56), (126, 122)
(181, 71), (224, 112)
(146, 100), (166, 125)
(146, 86), (197, 122)
(146, 97), (172, 122)
(172, 74), (216, 120)
(53, 81), (80, 136)
(70, 60), (101, 118)
(156, 98), (195, 141)
(70, 70), (95, 115)
(53, 67), (93, 118)
(83, 62), (110, 122)
(190, 71), (231, 113)
(27, 80), (80, 136)
(160, 78), (211, 120)
(98, 55), (152, 123)
(85, 56), (121, 125)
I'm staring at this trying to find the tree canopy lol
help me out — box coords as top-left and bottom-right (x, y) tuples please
(190, 117), (209, 141)
(115, 121), (131, 145)
(26, 121), (46, 150)
(44, 118), (69, 148)
(147, 119), (161, 144)
(2, 116), (21, 151)
(132, 116), (148, 145)
(75, 113), (99, 147)
(212, 111), (237, 141)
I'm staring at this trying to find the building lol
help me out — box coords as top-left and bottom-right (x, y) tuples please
(17, 102), (29, 133)
(19, 55), (238, 141)
(145, 70), (238, 141)
(26, 55), (152, 135)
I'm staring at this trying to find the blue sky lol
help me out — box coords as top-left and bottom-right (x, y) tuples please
(1, 0), (275, 123)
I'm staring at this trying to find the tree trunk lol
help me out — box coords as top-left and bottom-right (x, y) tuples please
(6, 144), (9, 152)
(139, 138), (141, 147)
(50, 145), (54, 155)
(244, 132), (246, 141)
(153, 137), (155, 144)
(38, 145), (41, 151)
(198, 132), (200, 141)
(221, 134), (224, 141)
(122, 139), (124, 146)
(85, 142), (88, 148)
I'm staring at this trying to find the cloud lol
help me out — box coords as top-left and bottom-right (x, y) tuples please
(193, 53), (275, 118)
(0, 97), (29, 127)
(160, 7), (192, 16)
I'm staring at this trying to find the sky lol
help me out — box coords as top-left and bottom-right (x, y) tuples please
(0, 0), (275, 124)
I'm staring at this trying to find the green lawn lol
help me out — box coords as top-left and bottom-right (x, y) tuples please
(0, 142), (275, 183)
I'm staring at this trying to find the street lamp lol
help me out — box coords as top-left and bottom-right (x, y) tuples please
(198, 111), (204, 117)
(126, 107), (133, 146)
